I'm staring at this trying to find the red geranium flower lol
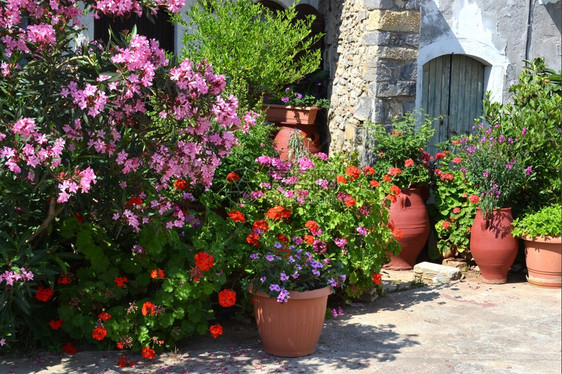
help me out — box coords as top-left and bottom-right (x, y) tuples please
(150, 269), (165, 279)
(246, 233), (260, 246)
(57, 274), (72, 284)
(118, 355), (135, 367)
(304, 235), (315, 245)
(372, 273), (382, 285)
(382, 175), (392, 182)
(390, 185), (401, 196)
(173, 179), (189, 191)
(218, 289), (236, 308)
(404, 158), (414, 167)
(277, 234), (289, 243)
(469, 194), (480, 204)
(49, 319), (63, 330)
(194, 251), (214, 271)
(370, 180), (380, 188)
(227, 210), (245, 222)
(142, 302), (155, 316)
(305, 220), (319, 234)
(388, 167), (402, 176)
(35, 285), (55, 302)
(362, 166), (375, 175)
(385, 194), (397, 204)
(442, 221), (451, 229)
(345, 166), (360, 180)
(127, 197), (143, 206)
(265, 205), (290, 220)
(344, 195), (356, 207)
(252, 219), (269, 233)
(453, 207), (461, 214)
(116, 342), (124, 349)
(393, 228), (403, 239)
(98, 311), (111, 321)
(209, 324), (223, 339)
(92, 326), (107, 341)
(114, 276), (128, 287)
(452, 157), (462, 164)
(226, 172), (240, 181)
(141, 347), (156, 360)
(62, 342), (77, 355)
(435, 152), (445, 160)
(336, 175), (347, 184)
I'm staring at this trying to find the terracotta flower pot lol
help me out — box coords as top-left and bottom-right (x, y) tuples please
(522, 235), (562, 288)
(384, 188), (430, 270)
(470, 207), (518, 284)
(263, 104), (320, 125)
(273, 126), (321, 161)
(251, 287), (332, 357)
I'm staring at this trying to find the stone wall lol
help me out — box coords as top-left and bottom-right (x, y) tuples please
(320, 0), (421, 155)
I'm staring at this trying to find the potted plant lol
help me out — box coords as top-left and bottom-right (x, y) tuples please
(224, 152), (401, 355)
(456, 121), (531, 284)
(512, 204), (562, 288)
(366, 112), (436, 269)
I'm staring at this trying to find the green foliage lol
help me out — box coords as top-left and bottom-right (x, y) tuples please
(512, 204), (562, 238)
(178, 0), (323, 109)
(481, 58), (561, 213)
(428, 148), (477, 258)
(366, 111), (436, 189)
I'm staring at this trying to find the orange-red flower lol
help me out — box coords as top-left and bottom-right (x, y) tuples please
(469, 194), (480, 204)
(388, 167), (402, 176)
(226, 171), (240, 181)
(385, 194), (397, 204)
(453, 207), (461, 214)
(92, 326), (107, 341)
(141, 347), (156, 360)
(382, 175), (392, 182)
(218, 289), (236, 308)
(116, 342), (124, 349)
(227, 210), (245, 222)
(35, 285), (55, 302)
(265, 205), (291, 220)
(344, 195), (356, 207)
(98, 311), (111, 321)
(336, 175), (347, 184)
(57, 274), (72, 284)
(390, 185), (401, 196)
(127, 197), (143, 206)
(435, 152), (445, 160)
(62, 342), (77, 355)
(209, 324), (223, 338)
(252, 219), (269, 233)
(304, 235), (315, 245)
(372, 273), (382, 285)
(370, 180), (380, 188)
(305, 220), (319, 234)
(452, 157), (462, 164)
(118, 355), (135, 367)
(404, 158), (414, 167)
(114, 276), (128, 287)
(49, 319), (63, 330)
(195, 251), (214, 271)
(174, 179), (189, 191)
(150, 269), (165, 279)
(277, 234), (289, 243)
(142, 301), (155, 316)
(246, 233), (260, 246)
(345, 166), (360, 180)
(363, 166), (375, 175)
(442, 221), (451, 229)
(393, 228), (403, 239)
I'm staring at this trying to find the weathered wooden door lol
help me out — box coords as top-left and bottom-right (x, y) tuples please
(422, 54), (485, 155)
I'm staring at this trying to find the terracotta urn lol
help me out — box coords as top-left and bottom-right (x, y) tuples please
(251, 287), (331, 357)
(470, 207), (518, 284)
(263, 103), (320, 125)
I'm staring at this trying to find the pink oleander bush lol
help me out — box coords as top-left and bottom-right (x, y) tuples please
(0, 0), (259, 357)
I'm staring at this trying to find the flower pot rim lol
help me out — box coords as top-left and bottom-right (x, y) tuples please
(250, 286), (333, 300)
(262, 103), (321, 111)
(521, 235), (562, 243)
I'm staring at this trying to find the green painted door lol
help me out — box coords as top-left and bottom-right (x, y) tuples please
(422, 54), (485, 155)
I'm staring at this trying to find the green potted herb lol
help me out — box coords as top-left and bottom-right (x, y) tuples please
(511, 204), (561, 288)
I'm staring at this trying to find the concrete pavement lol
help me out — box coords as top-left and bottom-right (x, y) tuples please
(1, 269), (560, 374)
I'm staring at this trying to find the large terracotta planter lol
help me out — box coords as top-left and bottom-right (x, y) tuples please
(470, 207), (518, 284)
(273, 125), (321, 161)
(384, 188), (430, 270)
(522, 235), (562, 288)
(263, 104), (320, 125)
(252, 287), (332, 357)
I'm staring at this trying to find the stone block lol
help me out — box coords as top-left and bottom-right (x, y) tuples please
(364, 0), (395, 10)
(376, 46), (419, 61)
(376, 81), (416, 97)
(368, 10), (420, 32)
(413, 261), (462, 284)
(354, 97), (374, 121)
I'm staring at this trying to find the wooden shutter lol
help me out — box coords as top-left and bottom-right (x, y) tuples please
(422, 54), (485, 155)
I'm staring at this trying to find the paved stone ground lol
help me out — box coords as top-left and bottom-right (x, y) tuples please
(1, 269), (560, 374)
